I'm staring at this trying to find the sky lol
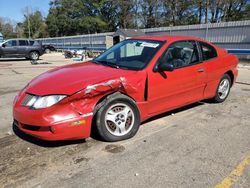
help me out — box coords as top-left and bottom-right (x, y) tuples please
(0, 0), (51, 23)
(0, 0), (249, 23)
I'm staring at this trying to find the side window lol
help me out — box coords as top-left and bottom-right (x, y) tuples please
(5, 40), (17, 47)
(163, 41), (199, 68)
(200, 42), (217, 61)
(19, 40), (28, 46)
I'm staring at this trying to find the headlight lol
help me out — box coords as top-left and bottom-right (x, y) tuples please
(24, 95), (66, 109)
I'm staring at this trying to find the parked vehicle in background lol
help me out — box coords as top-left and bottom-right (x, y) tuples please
(0, 39), (44, 60)
(0, 32), (3, 43)
(13, 36), (238, 142)
(42, 44), (56, 53)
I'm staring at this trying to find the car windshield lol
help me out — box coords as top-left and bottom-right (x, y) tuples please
(94, 39), (164, 70)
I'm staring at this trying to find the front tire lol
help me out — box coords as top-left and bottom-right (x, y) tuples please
(213, 74), (231, 103)
(29, 51), (39, 60)
(95, 94), (140, 142)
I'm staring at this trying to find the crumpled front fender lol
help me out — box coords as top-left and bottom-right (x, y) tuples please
(64, 71), (148, 119)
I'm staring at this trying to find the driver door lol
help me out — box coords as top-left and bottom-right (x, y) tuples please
(147, 40), (206, 115)
(2, 40), (17, 56)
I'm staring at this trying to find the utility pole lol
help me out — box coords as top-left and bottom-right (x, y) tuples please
(27, 8), (31, 39)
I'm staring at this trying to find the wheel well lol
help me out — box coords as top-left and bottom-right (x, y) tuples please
(90, 92), (138, 138)
(30, 50), (40, 55)
(225, 70), (234, 86)
(93, 92), (136, 115)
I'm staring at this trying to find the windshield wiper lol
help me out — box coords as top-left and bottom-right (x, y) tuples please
(92, 60), (129, 70)
(95, 60), (120, 69)
(92, 60), (101, 64)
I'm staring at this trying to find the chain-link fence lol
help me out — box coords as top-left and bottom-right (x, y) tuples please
(37, 20), (250, 58)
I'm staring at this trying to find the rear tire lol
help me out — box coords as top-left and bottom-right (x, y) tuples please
(95, 93), (140, 142)
(29, 51), (39, 60)
(213, 74), (231, 103)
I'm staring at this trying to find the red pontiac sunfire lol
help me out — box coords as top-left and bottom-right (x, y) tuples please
(13, 36), (238, 142)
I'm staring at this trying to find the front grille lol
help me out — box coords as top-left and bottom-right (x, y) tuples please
(21, 94), (34, 106)
(14, 120), (50, 132)
(23, 124), (41, 131)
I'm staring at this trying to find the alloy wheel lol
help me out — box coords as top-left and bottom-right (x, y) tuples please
(104, 103), (135, 137)
(218, 79), (230, 100)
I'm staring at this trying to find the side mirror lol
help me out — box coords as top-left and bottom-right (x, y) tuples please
(157, 63), (174, 72)
(2, 44), (6, 48)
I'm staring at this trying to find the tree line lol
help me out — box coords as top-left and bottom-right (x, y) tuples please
(1, 0), (250, 39)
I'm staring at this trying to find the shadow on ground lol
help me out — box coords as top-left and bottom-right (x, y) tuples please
(13, 101), (210, 146)
(0, 58), (27, 62)
(0, 58), (51, 65)
(91, 101), (207, 141)
(13, 123), (85, 147)
(142, 101), (205, 124)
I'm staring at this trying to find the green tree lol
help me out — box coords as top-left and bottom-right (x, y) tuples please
(162, 0), (198, 26)
(99, 0), (120, 31)
(115, 0), (136, 28)
(46, 0), (108, 36)
(244, 3), (250, 20)
(221, 0), (248, 22)
(140, 0), (164, 28)
(45, 0), (250, 37)
(15, 22), (24, 38)
(23, 9), (48, 38)
(0, 17), (16, 39)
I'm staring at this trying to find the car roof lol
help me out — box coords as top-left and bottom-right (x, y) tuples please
(131, 35), (225, 55)
(5, 38), (34, 41)
(131, 35), (206, 43)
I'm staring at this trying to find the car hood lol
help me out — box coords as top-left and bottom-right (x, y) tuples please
(25, 61), (142, 96)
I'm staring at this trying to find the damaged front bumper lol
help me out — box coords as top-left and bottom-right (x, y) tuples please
(12, 73), (147, 141)
(13, 93), (94, 141)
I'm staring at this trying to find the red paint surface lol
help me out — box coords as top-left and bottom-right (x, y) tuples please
(13, 36), (238, 141)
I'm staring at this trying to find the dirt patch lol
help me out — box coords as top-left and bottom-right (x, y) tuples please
(104, 144), (125, 154)
(0, 135), (18, 149)
(0, 136), (94, 187)
(0, 63), (12, 67)
(11, 69), (22, 74)
(0, 89), (20, 96)
(236, 81), (250, 86)
(74, 157), (90, 164)
(242, 88), (250, 91)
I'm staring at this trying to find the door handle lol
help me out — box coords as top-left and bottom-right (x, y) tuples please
(197, 68), (204, 73)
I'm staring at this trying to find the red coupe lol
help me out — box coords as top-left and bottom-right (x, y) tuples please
(13, 36), (238, 141)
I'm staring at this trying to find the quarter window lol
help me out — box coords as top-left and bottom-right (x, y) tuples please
(161, 41), (199, 68)
(200, 42), (217, 61)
